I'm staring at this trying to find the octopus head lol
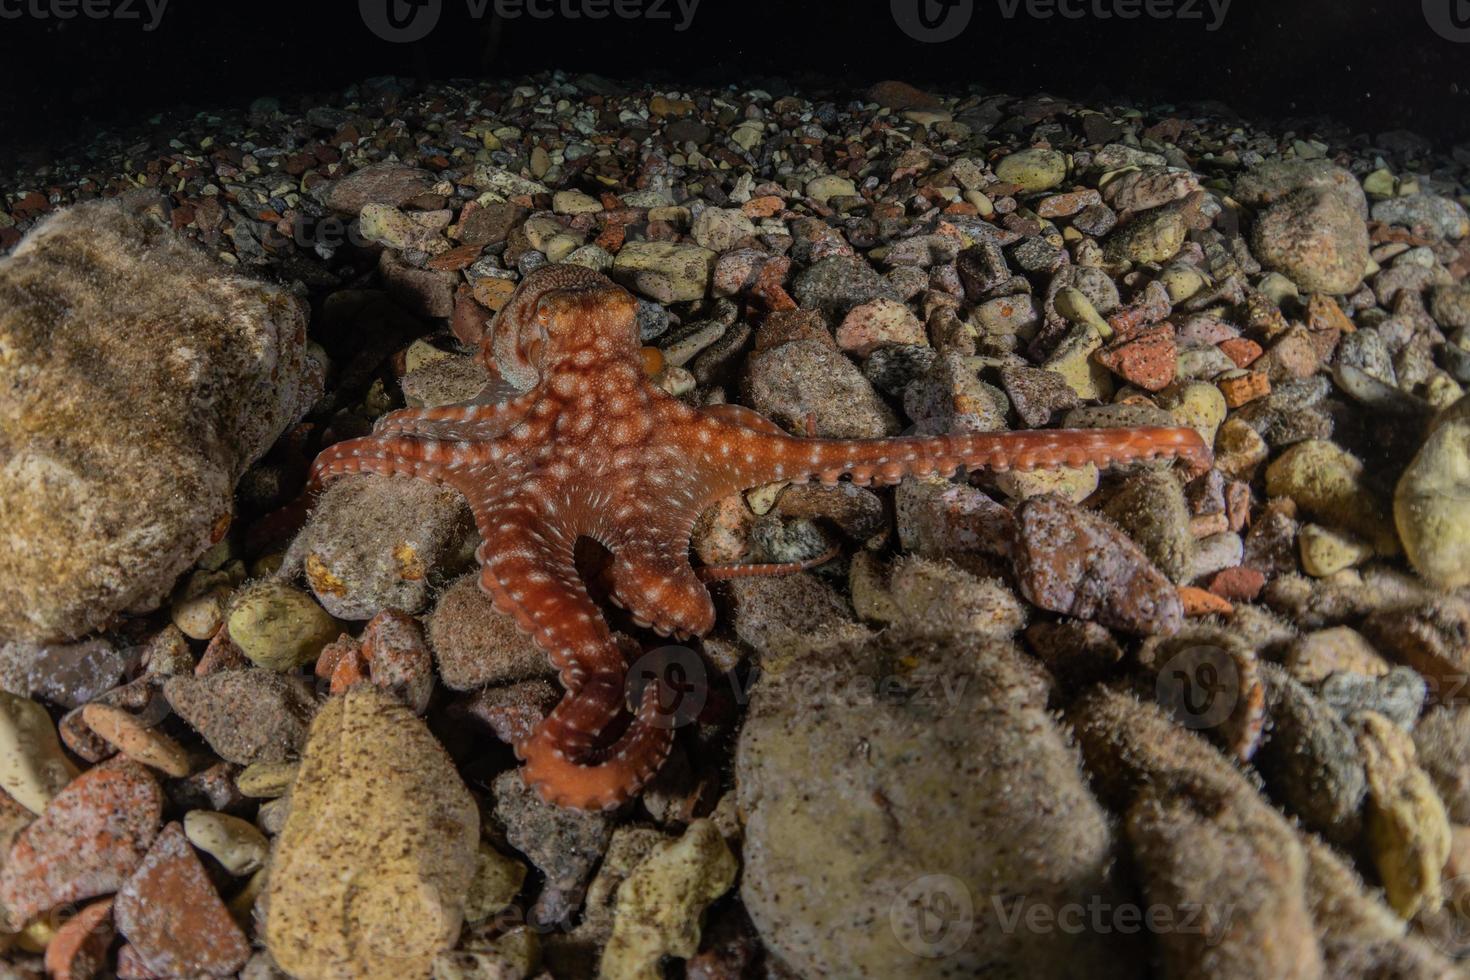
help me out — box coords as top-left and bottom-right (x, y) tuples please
(484, 264), (640, 388)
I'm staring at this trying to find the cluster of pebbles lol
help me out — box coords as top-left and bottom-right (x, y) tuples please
(2, 71), (1470, 978)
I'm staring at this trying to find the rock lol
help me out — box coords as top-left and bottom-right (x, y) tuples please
(358, 203), (452, 254)
(1362, 598), (1470, 697)
(611, 241), (716, 303)
(744, 340), (900, 438)
(0, 693), (77, 815)
(867, 80), (942, 111)
(1101, 166), (1200, 214)
(491, 769), (612, 927)
(1103, 205), (1188, 264)
(183, 810), (269, 876)
(291, 475), (472, 620)
(1251, 188), (1370, 294)
(790, 255), (900, 321)
(879, 556), (1027, 639)
(1255, 664), (1366, 845)
(1395, 395), (1470, 589)
(427, 573), (552, 691)
(265, 688), (479, 980)
(0, 194), (322, 643)
(728, 574), (873, 662)
(1285, 626), (1388, 685)
(43, 896), (113, 980)
(834, 298), (925, 356)
(164, 669), (317, 765)
(994, 148), (1067, 193)
(0, 760), (161, 931)
(1012, 494), (1183, 636)
(1101, 469), (1197, 582)
(80, 704), (191, 778)
(599, 820), (737, 980)
(737, 631), (1133, 979)
(804, 175), (857, 204)
(1372, 194), (1470, 241)
(1264, 440), (1397, 554)
(1042, 324), (1112, 400)
(464, 842), (526, 925)
(358, 609), (434, 714)
(999, 366), (1079, 427)
(552, 190), (603, 215)
(1298, 523), (1373, 577)
(325, 163), (440, 214)
(1233, 159), (1368, 218)
(225, 581), (339, 671)
(1158, 379), (1228, 446)
(1095, 324), (1177, 391)
(114, 822), (250, 977)
(1414, 706), (1470, 825)
(691, 207), (755, 251)
(25, 639), (129, 709)
(1356, 711), (1450, 919)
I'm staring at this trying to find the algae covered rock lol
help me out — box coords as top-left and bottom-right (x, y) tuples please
(1395, 395), (1470, 590)
(0, 193), (323, 642)
(265, 686), (479, 980)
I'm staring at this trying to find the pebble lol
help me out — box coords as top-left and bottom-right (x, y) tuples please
(80, 703), (191, 778)
(1256, 664), (1366, 845)
(491, 769), (612, 928)
(1101, 470), (1196, 582)
(744, 340), (899, 438)
(183, 810), (269, 876)
(994, 148), (1067, 193)
(1012, 494), (1183, 636)
(325, 163), (440, 215)
(226, 581), (339, 671)
(1395, 394), (1470, 589)
(834, 298), (926, 356)
(164, 669), (317, 765)
(1251, 188), (1370, 294)
(266, 688), (479, 980)
(1298, 523), (1374, 577)
(0, 760), (161, 931)
(1103, 205), (1188, 264)
(1356, 711), (1449, 919)
(1264, 440), (1397, 554)
(611, 241), (716, 303)
(114, 822), (250, 977)
(804, 175), (857, 204)
(1414, 705), (1470, 824)
(464, 842), (527, 925)
(600, 820), (737, 980)
(790, 255), (899, 320)
(691, 207), (755, 251)
(1371, 194), (1470, 241)
(291, 474), (472, 621)
(427, 572), (553, 691)
(0, 692), (77, 815)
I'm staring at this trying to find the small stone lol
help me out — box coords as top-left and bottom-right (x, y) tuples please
(266, 688), (479, 980)
(1217, 369), (1271, 407)
(1285, 627), (1389, 685)
(611, 241), (716, 303)
(0, 692), (77, 815)
(1256, 664), (1366, 845)
(80, 704), (191, 778)
(1362, 599), (1470, 699)
(552, 190), (602, 215)
(745, 340), (899, 438)
(995, 464), (1099, 503)
(1157, 380), (1227, 446)
(1252, 188), (1370, 294)
(1356, 711), (1450, 919)
(0, 760), (162, 931)
(1372, 194), (1470, 241)
(1395, 395), (1470, 590)
(1012, 494), (1183, 636)
(600, 820), (737, 980)
(804, 175), (857, 204)
(999, 366), (1080, 428)
(1265, 440), (1397, 553)
(236, 760), (298, 798)
(326, 163), (439, 215)
(464, 842), (527, 925)
(834, 298), (925, 356)
(427, 573), (552, 691)
(1298, 523), (1373, 577)
(994, 148), (1067, 193)
(1042, 324), (1112, 401)
(1103, 205), (1188, 265)
(164, 669), (317, 766)
(183, 810), (269, 876)
(226, 581), (339, 672)
(691, 207), (755, 252)
(791, 255), (900, 321)
(1095, 324), (1177, 391)
(491, 769), (612, 927)
(1102, 470), (1196, 582)
(114, 822), (250, 977)
(1415, 706), (1470, 824)
(358, 204), (451, 254)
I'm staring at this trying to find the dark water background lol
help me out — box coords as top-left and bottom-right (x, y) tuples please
(0, 0), (1466, 157)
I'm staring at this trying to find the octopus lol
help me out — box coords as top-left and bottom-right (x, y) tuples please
(301, 264), (1211, 810)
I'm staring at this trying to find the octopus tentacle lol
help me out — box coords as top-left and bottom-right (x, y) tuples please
(518, 684), (674, 811)
(606, 547), (716, 639)
(711, 424), (1211, 493)
(698, 544), (844, 582)
(305, 434), (455, 489)
(373, 386), (537, 442)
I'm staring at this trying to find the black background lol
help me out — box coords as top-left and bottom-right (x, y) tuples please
(1, 0), (1467, 157)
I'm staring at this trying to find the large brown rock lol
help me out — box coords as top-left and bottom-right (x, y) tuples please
(0, 194), (323, 642)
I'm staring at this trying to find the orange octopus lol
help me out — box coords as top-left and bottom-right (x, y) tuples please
(303, 264), (1210, 809)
